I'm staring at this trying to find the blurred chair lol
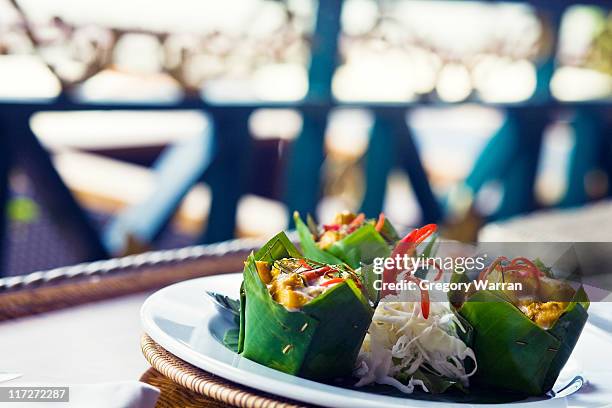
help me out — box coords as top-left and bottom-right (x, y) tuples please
(103, 122), (214, 254)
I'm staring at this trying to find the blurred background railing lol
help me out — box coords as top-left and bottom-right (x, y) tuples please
(1, 0), (611, 275)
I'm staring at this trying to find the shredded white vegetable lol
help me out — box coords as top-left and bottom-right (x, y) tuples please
(354, 293), (477, 394)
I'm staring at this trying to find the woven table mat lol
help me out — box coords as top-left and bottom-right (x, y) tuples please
(0, 236), (267, 321)
(140, 334), (313, 408)
(141, 368), (230, 408)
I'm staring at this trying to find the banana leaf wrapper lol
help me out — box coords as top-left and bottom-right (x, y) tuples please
(454, 281), (588, 396)
(294, 212), (395, 269)
(238, 232), (373, 380)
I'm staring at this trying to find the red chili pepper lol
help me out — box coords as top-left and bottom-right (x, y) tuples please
(401, 224), (437, 245)
(509, 258), (542, 277)
(302, 265), (332, 281)
(431, 259), (445, 281)
(478, 256), (508, 281)
(298, 259), (312, 270)
(346, 213), (366, 233)
(323, 224), (340, 231)
(390, 224), (438, 261)
(349, 213), (365, 227)
(321, 277), (345, 286)
(479, 256), (542, 292)
(381, 224), (438, 297)
(506, 257), (543, 291)
(420, 284), (430, 319)
(404, 275), (430, 319)
(375, 213), (385, 232)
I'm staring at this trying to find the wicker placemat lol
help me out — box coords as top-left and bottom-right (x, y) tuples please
(141, 334), (313, 408)
(0, 237), (265, 321)
(141, 368), (230, 408)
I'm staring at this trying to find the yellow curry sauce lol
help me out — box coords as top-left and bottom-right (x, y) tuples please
(255, 258), (359, 310)
(520, 301), (568, 329)
(480, 258), (576, 330)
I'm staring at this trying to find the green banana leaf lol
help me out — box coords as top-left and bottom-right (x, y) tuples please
(375, 216), (400, 244)
(542, 286), (588, 391)
(454, 281), (589, 396)
(294, 212), (393, 269)
(327, 224), (391, 268)
(223, 328), (240, 352)
(238, 232), (373, 380)
(360, 263), (380, 305)
(294, 213), (343, 265)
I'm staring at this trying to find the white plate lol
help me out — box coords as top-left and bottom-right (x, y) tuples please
(141, 273), (612, 408)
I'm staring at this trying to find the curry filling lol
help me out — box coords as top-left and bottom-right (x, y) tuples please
(316, 211), (366, 250)
(480, 258), (577, 330)
(520, 301), (568, 329)
(255, 257), (360, 310)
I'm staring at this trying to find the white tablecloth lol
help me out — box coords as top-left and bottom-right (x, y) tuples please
(0, 293), (158, 407)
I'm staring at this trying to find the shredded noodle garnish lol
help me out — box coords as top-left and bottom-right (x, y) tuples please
(354, 293), (477, 394)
